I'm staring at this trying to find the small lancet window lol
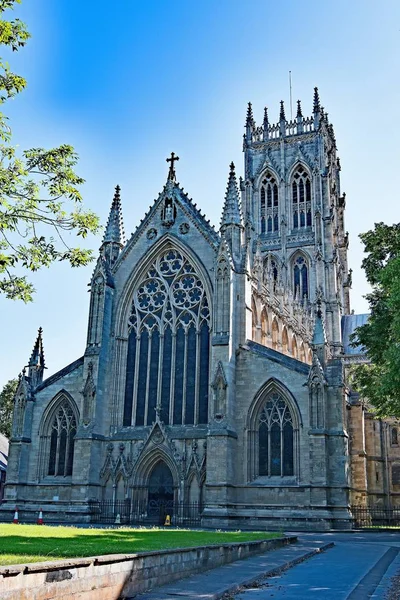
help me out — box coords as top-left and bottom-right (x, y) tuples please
(258, 392), (294, 477)
(392, 427), (398, 446)
(293, 255), (308, 301)
(292, 166), (312, 229)
(260, 173), (279, 234)
(48, 400), (77, 477)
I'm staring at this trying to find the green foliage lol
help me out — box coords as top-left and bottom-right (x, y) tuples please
(0, 524), (280, 565)
(351, 223), (400, 416)
(0, 0), (100, 302)
(0, 377), (17, 437)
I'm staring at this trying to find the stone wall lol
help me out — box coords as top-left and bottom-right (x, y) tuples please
(0, 536), (295, 600)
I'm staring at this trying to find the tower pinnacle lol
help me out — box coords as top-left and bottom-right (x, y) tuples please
(313, 87), (321, 113)
(28, 327), (45, 387)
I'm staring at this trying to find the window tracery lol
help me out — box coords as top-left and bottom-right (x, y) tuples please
(48, 400), (77, 477)
(260, 173), (279, 234)
(292, 165), (312, 229)
(293, 255), (309, 300)
(258, 392), (294, 477)
(124, 248), (211, 427)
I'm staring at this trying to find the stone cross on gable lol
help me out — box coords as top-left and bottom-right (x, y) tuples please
(166, 152), (179, 181)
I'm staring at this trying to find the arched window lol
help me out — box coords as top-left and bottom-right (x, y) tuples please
(258, 392), (294, 477)
(260, 173), (279, 235)
(392, 427), (398, 446)
(123, 248), (211, 427)
(292, 165), (312, 229)
(293, 255), (309, 300)
(48, 399), (77, 477)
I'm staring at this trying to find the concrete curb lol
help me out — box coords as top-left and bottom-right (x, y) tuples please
(213, 542), (335, 599)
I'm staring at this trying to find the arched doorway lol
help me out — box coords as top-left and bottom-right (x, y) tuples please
(147, 461), (174, 524)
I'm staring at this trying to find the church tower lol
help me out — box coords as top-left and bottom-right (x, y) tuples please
(243, 89), (351, 356)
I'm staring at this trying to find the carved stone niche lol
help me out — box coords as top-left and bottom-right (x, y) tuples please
(161, 197), (176, 227)
(211, 361), (228, 420)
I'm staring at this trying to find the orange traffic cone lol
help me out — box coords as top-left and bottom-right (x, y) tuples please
(37, 508), (44, 525)
(13, 507), (19, 524)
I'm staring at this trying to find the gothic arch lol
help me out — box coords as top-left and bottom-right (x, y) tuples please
(246, 378), (302, 482)
(282, 327), (289, 353)
(291, 334), (298, 359)
(254, 165), (281, 190)
(290, 163), (313, 230)
(271, 317), (279, 350)
(261, 308), (269, 346)
(131, 447), (180, 489)
(258, 170), (279, 234)
(115, 234), (214, 338)
(289, 251), (310, 301)
(120, 238), (212, 427)
(37, 391), (79, 480)
(287, 160), (312, 182)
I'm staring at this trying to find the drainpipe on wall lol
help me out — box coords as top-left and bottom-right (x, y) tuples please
(380, 420), (390, 509)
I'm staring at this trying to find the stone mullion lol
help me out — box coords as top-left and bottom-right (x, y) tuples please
(144, 332), (152, 425)
(157, 332), (164, 413)
(194, 331), (200, 425)
(110, 337), (127, 431)
(54, 424), (61, 476)
(169, 332), (177, 426)
(182, 330), (188, 424)
(132, 335), (141, 427)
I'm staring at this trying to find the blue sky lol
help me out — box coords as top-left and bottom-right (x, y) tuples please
(1, 0), (399, 387)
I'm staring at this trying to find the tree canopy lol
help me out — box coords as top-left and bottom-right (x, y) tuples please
(0, 0), (100, 302)
(0, 377), (17, 438)
(351, 222), (400, 417)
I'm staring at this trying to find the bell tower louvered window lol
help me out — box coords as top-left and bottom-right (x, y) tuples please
(123, 248), (211, 427)
(292, 165), (312, 229)
(260, 174), (279, 234)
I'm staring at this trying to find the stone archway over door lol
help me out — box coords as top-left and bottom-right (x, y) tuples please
(147, 461), (174, 524)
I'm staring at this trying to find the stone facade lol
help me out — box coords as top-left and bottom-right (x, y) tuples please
(3, 89), (389, 529)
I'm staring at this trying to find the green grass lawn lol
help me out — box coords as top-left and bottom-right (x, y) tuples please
(0, 524), (280, 566)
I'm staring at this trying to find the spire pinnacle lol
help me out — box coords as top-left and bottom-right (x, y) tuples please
(296, 99), (303, 118)
(29, 327), (45, 368)
(263, 106), (269, 126)
(246, 102), (255, 128)
(313, 87), (320, 113)
(279, 100), (286, 121)
(102, 185), (125, 246)
(220, 162), (242, 229)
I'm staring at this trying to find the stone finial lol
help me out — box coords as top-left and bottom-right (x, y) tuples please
(296, 99), (303, 118)
(220, 162), (242, 229)
(263, 107), (269, 127)
(279, 100), (286, 122)
(102, 185), (126, 247)
(29, 327), (45, 369)
(313, 87), (320, 113)
(28, 327), (46, 387)
(246, 102), (255, 128)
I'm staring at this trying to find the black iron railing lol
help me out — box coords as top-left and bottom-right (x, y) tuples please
(88, 499), (203, 527)
(351, 505), (400, 528)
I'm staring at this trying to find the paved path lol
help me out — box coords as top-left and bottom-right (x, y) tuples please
(134, 532), (400, 600)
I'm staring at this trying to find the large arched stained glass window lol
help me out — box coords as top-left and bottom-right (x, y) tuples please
(260, 173), (279, 235)
(292, 165), (312, 229)
(124, 248), (211, 427)
(48, 400), (77, 477)
(258, 392), (294, 477)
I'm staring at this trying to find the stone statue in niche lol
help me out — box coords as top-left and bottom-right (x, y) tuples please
(162, 198), (176, 227)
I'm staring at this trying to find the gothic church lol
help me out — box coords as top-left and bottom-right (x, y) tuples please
(4, 89), (396, 530)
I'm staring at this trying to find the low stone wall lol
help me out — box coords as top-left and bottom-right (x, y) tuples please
(0, 536), (296, 600)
